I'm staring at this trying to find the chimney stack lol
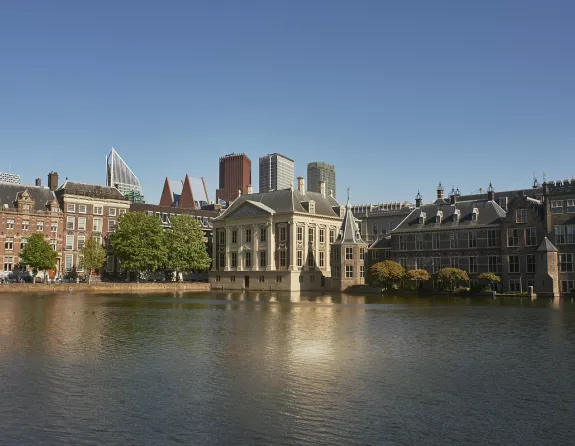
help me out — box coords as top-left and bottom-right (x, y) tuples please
(297, 177), (305, 194)
(437, 182), (444, 200)
(246, 184), (253, 194)
(487, 182), (495, 201)
(319, 181), (326, 197)
(35, 178), (41, 187)
(48, 172), (58, 191)
(450, 193), (457, 205)
(415, 190), (423, 208)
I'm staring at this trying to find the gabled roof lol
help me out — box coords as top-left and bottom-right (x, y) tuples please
(369, 237), (391, 249)
(333, 199), (366, 245)
(0, 183), (57, 211)
(55, 182), (126, 200)
(537, 237), (558, 252)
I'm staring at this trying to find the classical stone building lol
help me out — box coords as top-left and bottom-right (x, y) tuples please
(0, 178), (63, 277)
(54, 181), (130, 276)
(210, 178), (344, 291)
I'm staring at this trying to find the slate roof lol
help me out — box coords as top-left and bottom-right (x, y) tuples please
(537, 237), (558, 252)
(395, 199), (506, 232)
(56, 182), (127, 200)
(333, 201), (366, 245)
(217, 188), (341, 219)
(369, 237), (392, 249)
(0, 182), (56, 211)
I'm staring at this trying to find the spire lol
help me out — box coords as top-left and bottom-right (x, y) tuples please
(334, 189), (365, 245)
(179, 174), (197, 209)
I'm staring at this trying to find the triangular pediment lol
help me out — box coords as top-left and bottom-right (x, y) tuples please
(224, 200), (275, 219)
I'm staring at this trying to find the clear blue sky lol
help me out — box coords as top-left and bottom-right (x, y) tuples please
(1, 0), (574, 204)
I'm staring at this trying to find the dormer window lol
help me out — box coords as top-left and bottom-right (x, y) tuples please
(453, 209), (461, 225)
(418, 212), (426, 226)
(309, 201), (315, 214)
(472, 208), (479, 223)
(436, 211), (443, 224)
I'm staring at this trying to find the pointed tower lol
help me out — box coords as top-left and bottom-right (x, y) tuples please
(534, 237), (560, 297)
(330, 189), (368, 291)
(159, 177), (174, 207)
(179, 174), (197, 209)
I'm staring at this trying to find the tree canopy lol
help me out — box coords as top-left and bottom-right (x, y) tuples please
(407, 269), (431, 282)
(369, 261), (405, 287)
(81, 237), (107, 283)
(110, 212), (167, 279)
(478, 272), (501, 283)
(165, 214), (211, 278)
(19, 233), (58, 277)
(435, 268), (469, 290)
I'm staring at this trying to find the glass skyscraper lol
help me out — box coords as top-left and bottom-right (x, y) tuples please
(106, 148), (145, 202)
(307, 162), (336, 198)
(259, 153), (294, 193)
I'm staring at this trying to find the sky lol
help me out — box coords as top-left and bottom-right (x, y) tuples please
(1, 0), (574, 205)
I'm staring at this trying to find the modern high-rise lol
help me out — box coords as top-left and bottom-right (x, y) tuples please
(216, 153), (251, 204)
(0, 172), (21, 184)
(307, 162), (336, 198)
(106, 147), (145, 202)
(259, 153), (294, 192)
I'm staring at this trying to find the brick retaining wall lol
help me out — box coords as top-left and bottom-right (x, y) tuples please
(0, 282), (211, 294)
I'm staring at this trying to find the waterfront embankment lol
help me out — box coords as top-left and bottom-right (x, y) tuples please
(0, 282), (210, 294)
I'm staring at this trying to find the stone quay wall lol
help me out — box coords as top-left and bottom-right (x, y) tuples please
(0, 282), (211, 294)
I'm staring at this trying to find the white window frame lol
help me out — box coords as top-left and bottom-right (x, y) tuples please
(66, 235), (74, 250)
(78, 204), (87, 214)
(516, 209), (528, 223)
(36, 221), (44, 232)
(78, 217), (86, 231)
(108, 220), (116, 232)
(77, 235), (85, 251)
(67, 204), (76, 213)
(93, 205), (103, 215)
(551, 200), (563, 214)
(65, 254), (74, 272)
(345, 247), (353, 260)
(508, 255), (520, 273)
(345, 264), (354, 279)
(66, 216), (75, 230)
(109, 207), (117, 217)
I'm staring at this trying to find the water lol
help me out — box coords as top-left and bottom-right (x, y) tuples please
(1, 292), (574, 445)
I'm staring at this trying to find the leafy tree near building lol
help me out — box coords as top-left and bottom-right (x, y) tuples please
(406, 269), (431, 288)
(19, 233), (58, 282)
(164, 214), (211, 280)
(435, 268), (469, 291)
(110, 212), (167, 281)
(80, 237), (107, 283)
(368, 260), (405, 289)
(478, 272), (501, 291)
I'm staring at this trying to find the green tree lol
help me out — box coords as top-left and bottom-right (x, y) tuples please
(435, 268), (469, 291)
(368, 260), (405, 289)
(80, 237), (107, 283)
(110, 212), (167, 281)
(478, 272), (501, 291)
(19, 233), (58, 282)
(406, 269), (431, 288)
(165, 214), (212, 280)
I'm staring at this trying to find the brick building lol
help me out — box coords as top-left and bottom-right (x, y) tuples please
(216, 153), (251, 204)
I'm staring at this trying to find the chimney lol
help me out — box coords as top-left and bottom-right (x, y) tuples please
(319, 181), (326, 197)
(437, 182), (444, 200)
(487, 182), (495, 201)
(35, 178), (41, 187)
(297, 177), (305, 194)
(246, 184), (253, 194)
(48, 172), (58, 191)
(451, 193), (457, 205)
(415, 190), (423, 208)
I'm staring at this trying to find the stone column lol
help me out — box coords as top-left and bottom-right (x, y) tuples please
(267, 222), (273, 271)
(237, 226), (243, 270)
(290, 220), (297, 271)
(253, 224), (259, 271)
(211, 228), (217, 270)
(224, 227), (231, 271)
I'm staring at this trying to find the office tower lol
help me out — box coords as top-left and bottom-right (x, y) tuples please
(106, 147), (145, 202)
(216, 153), (251, 203)
(259, 153), (294, 192)
(0, 172), (21, 184)
(307, 162), (336, 198)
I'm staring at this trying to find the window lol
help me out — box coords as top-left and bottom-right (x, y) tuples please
(329, 229), (335, 243)
(568, 199), (575, 213)
(471, 208), (479, 222)
(415, 257), (424, 270)
(108, 220), (116, 232)
(297, 250), (303, 267)
(398, 258), (407, 269)
(279, 250), (286, 267)
(372, 250), (379, 260)
(360, 265), (364, 278)
(4, 257), (14, 271)
(450, 256), (459, 268)
(385, 250), (391, 259)
(66, 235), (74, 250)
(51, 222), (58, 233)
(345, 265), (354, 279)
(51, 206), (59, 213)
(77, 255), (84, 272)
(399, 235), (407, 251)
(360, 248), (365, 260)
(559, 254), (573, 272)
(453, 211), (460, 225)
(94, 206), (103, 215)
(507, 229), (519, 247)
(509, 279), (521, 292)
(319, 251), (325, 267)
(487, 229), (498, 247)
(308, 252), (315, 267)
(77, 235), (85, 250)
(78, 205), (87, 214)
(508, 255), (520, 273)
(297, 227), (303, 242)
(66, 216), (75, 230)
(449, 232), (458, 249)
(488, 256), (500, 273)
(551, 200), (563, 214)
(561, 280), (575, 293)
(332, 264), (340, 278)
(231, 253), (237, 268)
(432, 233), (440, 250)
(36, 221), (44, 232)
(516, 209), (527, 223)
(22, 204), (30, 211)
(230, 276), (236, 283)
(432, 257), (441, 273)
(524, 227), (537, 246)
(332, 247), (340, 261)
(6, 218), (14, 230)
(468, 231), (477, 248)
(259, 251), (266, 267)
(555, 225), (566, 244)
(78, 217), (86, 231)
(4, 237), (13, 250)
(232, 230), (237, 244)
(22, 220), (29, 231)
(259, 276), (265, 283)
(308, 202), (315, 214)
(308, 228), (314, 243)
(469, 256), (478, 273)
(319, 229), (325, 243)
(108, 208), (116, 217)
(373, 223), (378, 235)
(345, 247), (353, 260)
(67, 204), (76, 213)
(280, 226), (286, 242)
(526, 254), (536, 274)
(245, 229), (252, 243)
(245, 251), (252, 267)
(498, 197), (508, 212)
(260, 228), (266, 242)
(415, 234), (423, 250)
(119, 209), (126, 215)
(276, 276), (282, 283)
(92, 218), (102, 232)
(50, 239), (57, 251)
(218, 253), (225, 269)
(390, 222), (397, 231)
(20, 237), (28, 250)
